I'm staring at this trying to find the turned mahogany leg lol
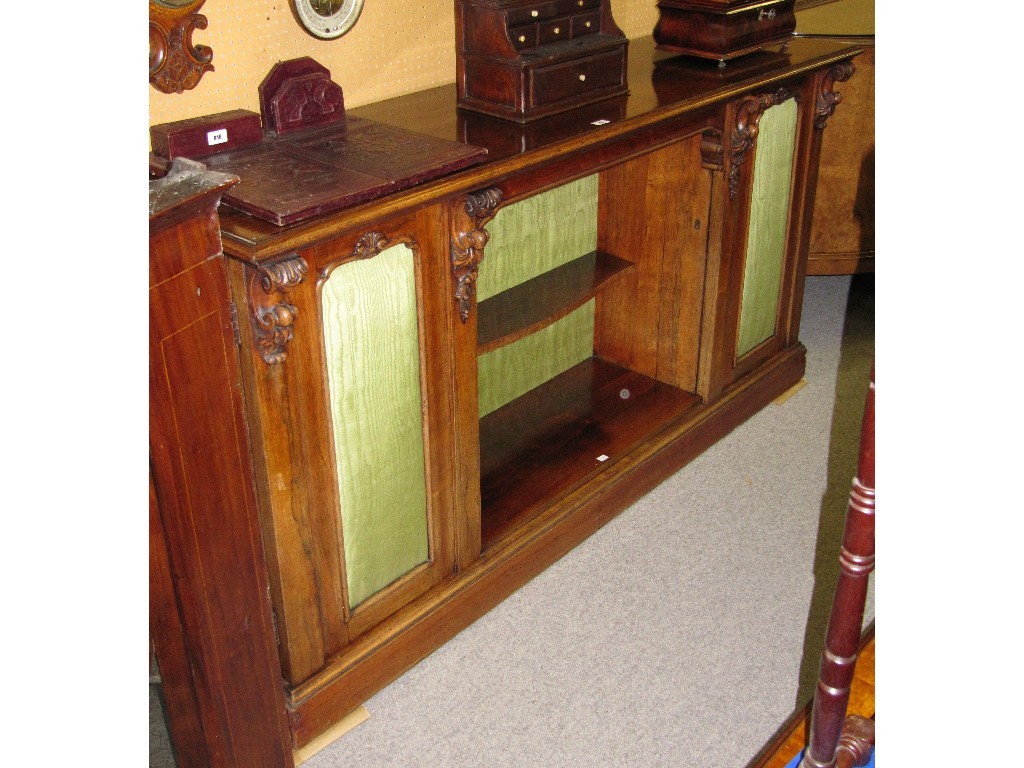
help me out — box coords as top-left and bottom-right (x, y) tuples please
(800, 366), (875, 768)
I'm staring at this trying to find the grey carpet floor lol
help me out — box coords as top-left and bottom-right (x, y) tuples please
(151, 273), (875, 768)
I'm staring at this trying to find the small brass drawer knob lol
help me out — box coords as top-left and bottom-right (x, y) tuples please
(554, 26), (561, 34)
(579, 74), (586, 81)
(585, 21), (591, 28)
(532, 9), (539, 17)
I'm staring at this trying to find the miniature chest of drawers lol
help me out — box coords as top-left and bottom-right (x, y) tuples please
(456, 0), (628, 122)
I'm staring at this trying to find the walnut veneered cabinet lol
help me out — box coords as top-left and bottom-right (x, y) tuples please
(150, 36), (862, 765)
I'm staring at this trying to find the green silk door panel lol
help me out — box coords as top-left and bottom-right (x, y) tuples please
(321, 244), (430, 609)
(736, 98), (798, 358)
(476, 174), (599, 301)
(477, 175), (599, 417)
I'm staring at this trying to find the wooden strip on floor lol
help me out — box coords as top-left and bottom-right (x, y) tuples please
(294, 705), (371, 766)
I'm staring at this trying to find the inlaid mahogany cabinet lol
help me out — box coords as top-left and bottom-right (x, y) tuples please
(150, 35), (861, 766)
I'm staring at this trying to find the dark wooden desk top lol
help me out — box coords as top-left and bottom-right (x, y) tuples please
(217, 35), (864, 263)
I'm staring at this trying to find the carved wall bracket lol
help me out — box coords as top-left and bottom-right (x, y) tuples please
(249, 255), (309, 365)
(450, 188), (503, 323)
(149, 1), (214, 94)
(814, 61), (856, 129)
(728, 86), (797, 199)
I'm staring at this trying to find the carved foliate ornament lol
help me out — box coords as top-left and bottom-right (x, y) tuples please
(317, 231), (421, 286)
(728, 86), (796, 199)
(814, 61), (856, 129)
(352, 231), (391, 260)
(149, 0), (214, 94)
(450, 188), (503, 323)
(249, 255), (309, 364)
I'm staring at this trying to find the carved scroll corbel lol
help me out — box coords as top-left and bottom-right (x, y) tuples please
(728, 86), (797, 199)
(249, 255), (309, 365)
(815, 61), (856, 129)
(450, 188), (503, 323)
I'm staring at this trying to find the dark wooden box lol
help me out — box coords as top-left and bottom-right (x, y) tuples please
(150, 109), (263, 161)
(456, 0), (628, 122)
(654, 0), (796, 63)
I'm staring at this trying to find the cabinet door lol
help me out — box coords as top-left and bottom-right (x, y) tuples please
(229, 205), (457, 687)
(703, 70), (846, 399)
(319, 235), (454, 636)
(734, 95), (799, 360)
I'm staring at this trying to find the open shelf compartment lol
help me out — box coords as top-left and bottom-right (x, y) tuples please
(479, 356), (702, 550)
(477, 250), (635, 354)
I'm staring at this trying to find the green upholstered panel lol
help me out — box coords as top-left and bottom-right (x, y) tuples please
(321, 244), (429, 609)
(478, 301), (595, 418)
(476, 175), (599, 417)
(736, 98), (798, 357)
(476, 174), (599, 302)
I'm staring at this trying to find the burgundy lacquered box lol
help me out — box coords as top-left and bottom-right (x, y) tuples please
(653, 0), (796, 64)
(150, 109), (263, 161)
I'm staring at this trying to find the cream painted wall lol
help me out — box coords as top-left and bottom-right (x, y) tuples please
(149, 1), (873, 132)
(796, 0), (874, 35)
(149, 1), (660, 128)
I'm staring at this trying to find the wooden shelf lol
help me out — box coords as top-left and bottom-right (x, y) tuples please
(479, 357), (702, 550)
(477, 251), (635, 354)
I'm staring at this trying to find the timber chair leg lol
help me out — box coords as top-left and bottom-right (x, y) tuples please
(800, 365), (875, 768)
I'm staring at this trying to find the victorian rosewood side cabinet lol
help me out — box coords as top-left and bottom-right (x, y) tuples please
(149, 35), (863, 767)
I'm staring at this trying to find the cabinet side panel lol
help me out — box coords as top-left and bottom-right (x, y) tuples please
(477, 174), (599, 301)
(806, 44), (874, 275)
(736, 98), (798, 356)
(478, 301), (595, 417)
(149, 257), (293, 768)
(322, 244), (430, 609)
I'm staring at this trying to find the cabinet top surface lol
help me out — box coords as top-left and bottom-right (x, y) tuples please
(217, 35), (862, 259)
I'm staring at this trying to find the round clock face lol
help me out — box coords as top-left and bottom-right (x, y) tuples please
(293, 0), (364, 40)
